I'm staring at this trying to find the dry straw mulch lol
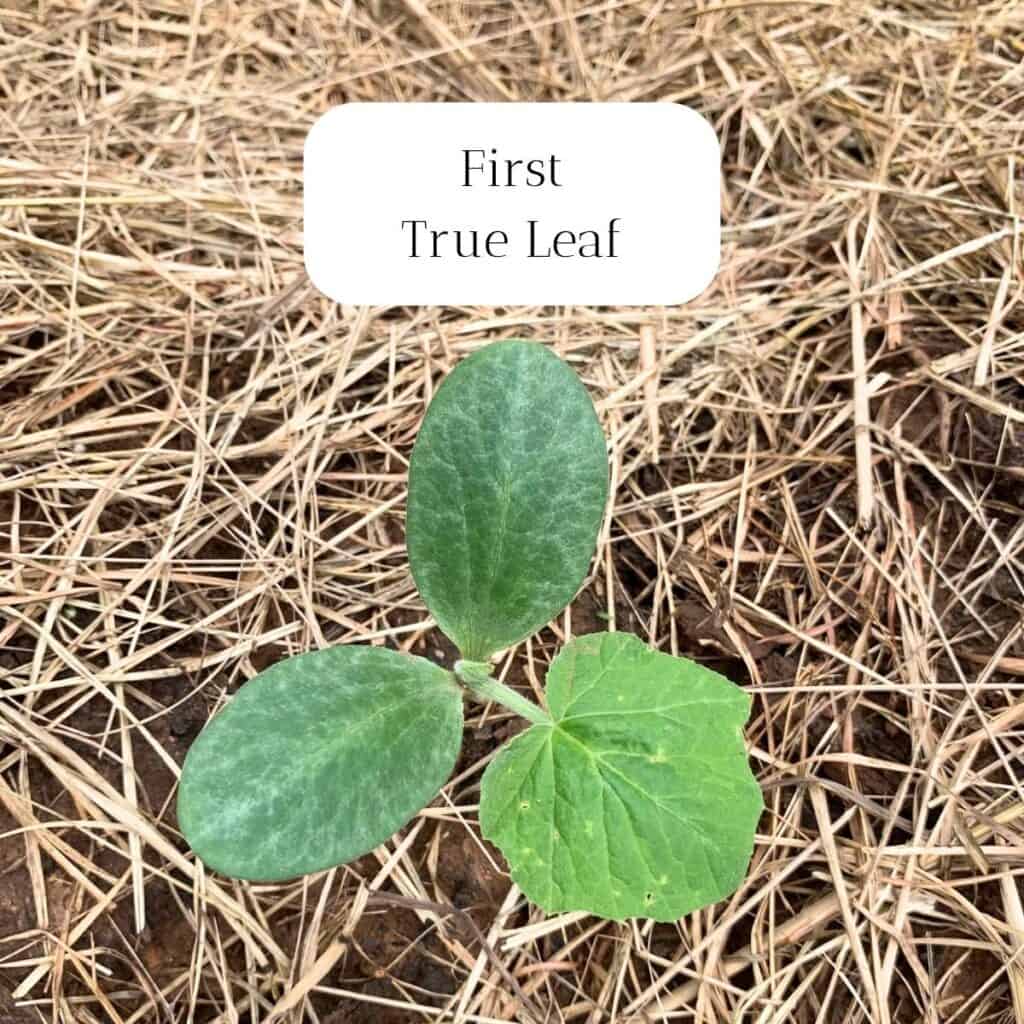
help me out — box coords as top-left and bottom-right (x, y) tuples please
(2, 2), (1024, 1022)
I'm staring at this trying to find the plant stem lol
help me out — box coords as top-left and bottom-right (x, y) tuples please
(454, 660), (551, 726)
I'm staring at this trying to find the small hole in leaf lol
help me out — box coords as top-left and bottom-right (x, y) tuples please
(519, 800), (530, 810)
(644, 892), (654, 905)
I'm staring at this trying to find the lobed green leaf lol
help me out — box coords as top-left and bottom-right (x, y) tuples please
(178, 646), (463, 881)
(406, 341), (608, 661)
(479, 632), (763, 921)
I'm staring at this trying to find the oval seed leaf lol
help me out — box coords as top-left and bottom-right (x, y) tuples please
(479, 633), (762, 921)
(407, 341), (608, 661)
(178, 646), (463, 881)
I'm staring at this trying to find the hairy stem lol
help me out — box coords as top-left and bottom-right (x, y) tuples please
(454, 660), (551, 726)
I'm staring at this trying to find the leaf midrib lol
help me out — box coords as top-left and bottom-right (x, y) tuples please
(295, 683), (447, 765)
(551, 723), (714, 846)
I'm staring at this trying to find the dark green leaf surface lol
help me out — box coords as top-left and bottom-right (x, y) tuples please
(479, 633), (762, 921)
(178, 646), (463, 881)
(407, 341), (608, 661)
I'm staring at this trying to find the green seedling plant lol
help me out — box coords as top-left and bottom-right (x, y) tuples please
(179, 341), (762, 921)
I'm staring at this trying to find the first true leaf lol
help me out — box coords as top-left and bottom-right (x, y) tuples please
(479, 632), (763, 921)
(407, 341), (608, 661)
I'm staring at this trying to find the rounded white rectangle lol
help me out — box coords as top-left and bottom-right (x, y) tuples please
(304, 103), (720, 306)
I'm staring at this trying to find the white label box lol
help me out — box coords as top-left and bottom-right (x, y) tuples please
(304, 103), (720, 306)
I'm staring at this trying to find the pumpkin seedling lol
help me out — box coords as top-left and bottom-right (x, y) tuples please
(178, 340), (762, 921)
